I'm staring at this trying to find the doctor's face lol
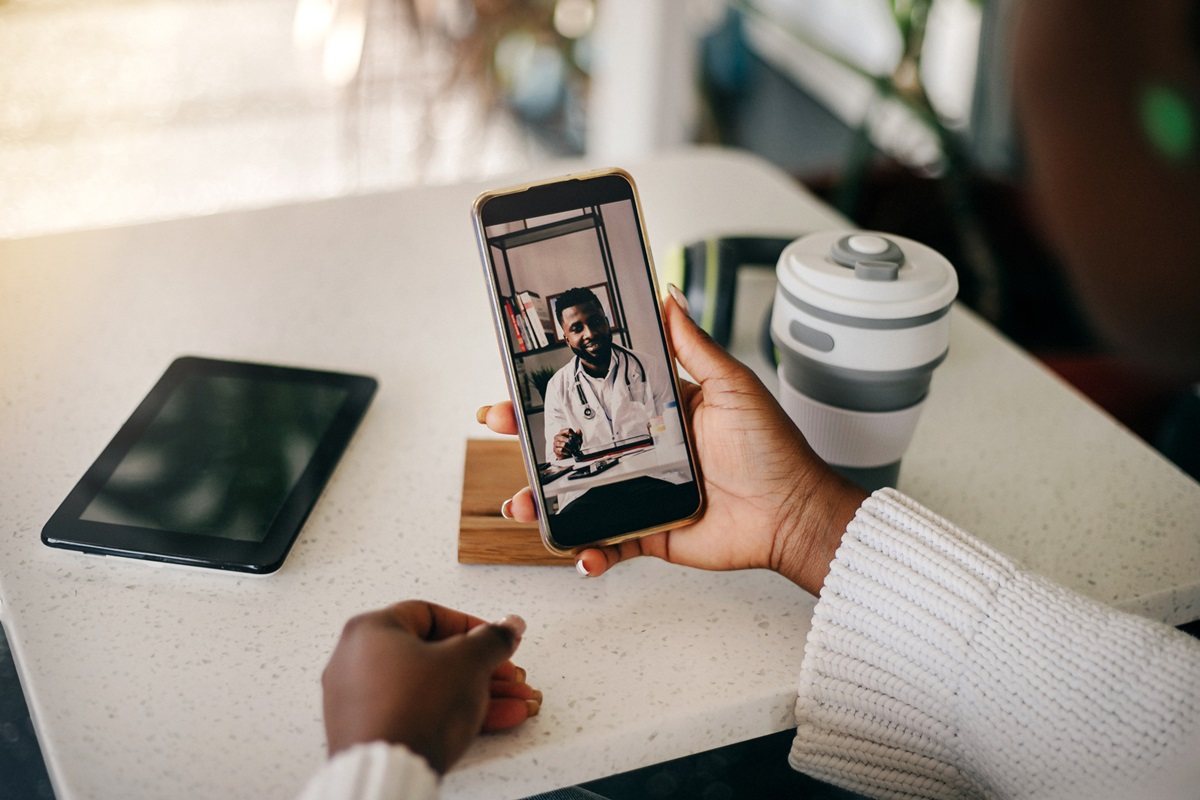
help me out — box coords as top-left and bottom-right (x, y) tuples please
(560, 301), (612, 368)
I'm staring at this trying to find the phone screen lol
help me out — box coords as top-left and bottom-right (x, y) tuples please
(474, 170), (703, 552)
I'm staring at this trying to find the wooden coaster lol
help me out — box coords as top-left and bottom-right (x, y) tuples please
(458, 438), (573, 566)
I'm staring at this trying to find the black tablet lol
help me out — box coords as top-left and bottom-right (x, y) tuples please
(42, 357), (377, 574)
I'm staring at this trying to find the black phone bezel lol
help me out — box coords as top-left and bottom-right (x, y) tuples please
(477, 172), (641, 228)
(41, 356), (377, 574)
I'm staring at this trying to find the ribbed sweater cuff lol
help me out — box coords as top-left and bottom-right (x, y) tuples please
(296, 742), (439, 800)
(790, 488), (1200, 800)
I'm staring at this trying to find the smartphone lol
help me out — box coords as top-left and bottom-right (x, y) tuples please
(473, 168), (704, 554)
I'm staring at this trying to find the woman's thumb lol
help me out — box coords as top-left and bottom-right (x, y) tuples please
(664, 286), (746, 391)
(458, 614), (525, 671)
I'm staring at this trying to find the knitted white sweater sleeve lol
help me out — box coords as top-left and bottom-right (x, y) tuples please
(791, 488), (1200, 800)
(295, 742), (439, 800)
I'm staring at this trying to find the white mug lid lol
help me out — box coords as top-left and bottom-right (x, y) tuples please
(776, 230), (958, 320)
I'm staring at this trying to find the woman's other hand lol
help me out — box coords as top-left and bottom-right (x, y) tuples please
(320, 600), (539, 774)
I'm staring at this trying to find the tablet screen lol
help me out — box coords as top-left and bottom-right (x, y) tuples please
(79, 374), (348, 543)
(43, 357), (377, 573)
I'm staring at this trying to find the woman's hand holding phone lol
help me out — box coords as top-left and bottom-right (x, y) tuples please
(480, 293), (867, 597)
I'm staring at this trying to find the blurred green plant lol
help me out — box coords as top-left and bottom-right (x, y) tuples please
(398, 0), (592, 153)
(528, 365), (557, 403)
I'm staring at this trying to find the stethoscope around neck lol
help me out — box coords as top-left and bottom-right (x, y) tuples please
(573, 344), (647, 421)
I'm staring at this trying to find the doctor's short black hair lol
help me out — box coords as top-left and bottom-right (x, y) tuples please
(554, 286), (604, 323)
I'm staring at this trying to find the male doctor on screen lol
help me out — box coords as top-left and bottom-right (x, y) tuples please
(542, 286), (671, 462)
(539, 286), (694, 540)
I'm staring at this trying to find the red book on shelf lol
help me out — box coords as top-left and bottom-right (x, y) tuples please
(504, 299), (527, 352)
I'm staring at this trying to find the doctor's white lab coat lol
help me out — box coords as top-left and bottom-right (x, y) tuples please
(541, 345), (673, 464)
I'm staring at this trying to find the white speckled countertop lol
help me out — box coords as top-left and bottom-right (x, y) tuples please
(1, 149), (1197, 800)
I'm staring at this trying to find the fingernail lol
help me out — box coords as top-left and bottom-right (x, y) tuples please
(667, 283), (690, 314)
(531, 689), (543, 704)
(526, 698), (541, 717)
(575, 557), (592, 578)
(500, 498), (514, 520)
(476, 405), (491, 424)
(514, 666), (527, 684)
(493, 614), (527, 639)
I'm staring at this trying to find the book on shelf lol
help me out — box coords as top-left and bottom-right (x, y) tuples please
(503, 298), (528, 352)
(515, 299), (537, 349)
(514, 291), (556, 350)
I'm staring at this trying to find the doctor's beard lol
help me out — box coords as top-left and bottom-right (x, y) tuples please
(571, 336), (612, 374)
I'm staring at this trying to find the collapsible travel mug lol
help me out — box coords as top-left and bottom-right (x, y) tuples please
(771, 231), (958, 492)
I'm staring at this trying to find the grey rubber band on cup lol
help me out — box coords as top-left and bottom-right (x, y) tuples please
(774, 345), (946, 412)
